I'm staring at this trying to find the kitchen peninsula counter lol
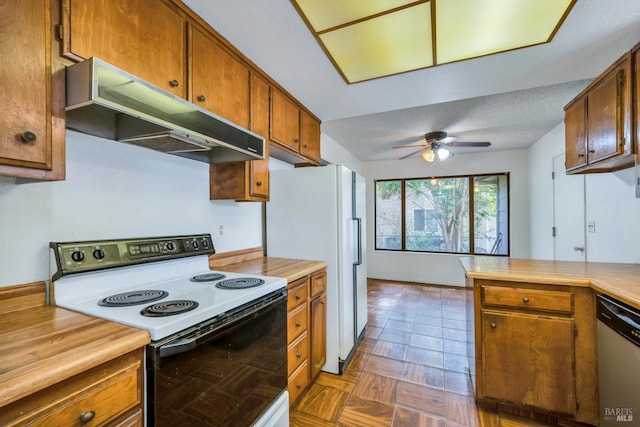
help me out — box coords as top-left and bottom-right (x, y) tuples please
(460, 256), (640, 309)
(0, 282), (150, 410)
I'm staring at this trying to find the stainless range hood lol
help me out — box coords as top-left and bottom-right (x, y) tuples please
(65, 58), (264, 163)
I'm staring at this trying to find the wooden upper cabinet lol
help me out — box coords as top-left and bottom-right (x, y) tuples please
(190, 25), (250, 128)
(300, 110), (321, 161)
(249, 73), (270, 199)
(564, 97), (587, 171)
(271, 89), (301, 151)
(61, 0), (186, 98)
(209, 72), (269, 201)
(0, 0), (64, 180)
(270, 87), (322, 164)
(633, 44), (640, 156)
(564, 52), (633, 174)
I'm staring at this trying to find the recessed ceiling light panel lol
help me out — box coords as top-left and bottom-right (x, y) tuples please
(319, 3), (433, 83)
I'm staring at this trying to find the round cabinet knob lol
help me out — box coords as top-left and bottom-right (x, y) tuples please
(256, 181), (262, 187)
(93, 248), (105, 260)
(79, 410), (95, 425)
(295, 321), (302, 328)
(523, 297), (530, 303)
(71, 250), (85, 262)
(295, 294), (301, 301)
(169, 79), (180, 87)
(490, 322), (497, 329)
(296, 383), (302, 389)
(21, 131), (37, 143)
(296, 352), (302, 359)
(197, 95), (206, 102)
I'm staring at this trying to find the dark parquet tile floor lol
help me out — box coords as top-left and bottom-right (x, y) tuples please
(290, 279), (480, 427)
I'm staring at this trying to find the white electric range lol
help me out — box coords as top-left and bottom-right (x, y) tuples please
(49, 234), (289, 427)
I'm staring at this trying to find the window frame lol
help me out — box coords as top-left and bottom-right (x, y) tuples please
(374, 172), (510, 256)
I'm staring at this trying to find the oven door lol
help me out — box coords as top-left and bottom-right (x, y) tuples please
(146, 289), (288, 427)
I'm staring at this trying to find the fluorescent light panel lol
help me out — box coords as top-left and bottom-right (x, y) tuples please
(292, 0), (575, 83)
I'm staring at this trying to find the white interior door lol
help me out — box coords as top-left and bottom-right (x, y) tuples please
(552, 154), (586, 261)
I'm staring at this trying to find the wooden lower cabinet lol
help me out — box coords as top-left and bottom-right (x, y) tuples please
(474, 280), (597, 425)
(285, 268), (327, 406)
(0, 349), (144, 426)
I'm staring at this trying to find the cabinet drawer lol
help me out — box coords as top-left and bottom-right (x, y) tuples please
(482, 285), (573, 314)
(287, 331), (308, 376)
(310, 271), (326, 298)
(0, 351), (142, 427)
(288, 360), (309, 406)
(287, 302), (308, 342)
(287, 277), (308, 311)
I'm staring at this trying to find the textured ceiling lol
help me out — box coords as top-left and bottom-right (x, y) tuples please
(182, 0), (640, 161)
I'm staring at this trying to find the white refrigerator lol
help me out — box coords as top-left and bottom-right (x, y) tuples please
(266, 165), (367, 374)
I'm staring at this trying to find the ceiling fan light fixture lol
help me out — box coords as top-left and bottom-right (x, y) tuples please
(422, 149), (436, 162)
(437, 147), (451, 160)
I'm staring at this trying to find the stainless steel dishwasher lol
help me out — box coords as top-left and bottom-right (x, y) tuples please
(597, 294), (640, 426)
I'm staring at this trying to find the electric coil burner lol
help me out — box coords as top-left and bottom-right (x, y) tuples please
(49, 234), (289, 427)
(140, 300), (199, 317)
(216, 277), (265, 289)
(98, 290), (169, 307)
(190, 272), (226, 282)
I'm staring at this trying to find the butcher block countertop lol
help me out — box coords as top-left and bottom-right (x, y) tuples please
(0, 282), (150, 409)
(460, 256), (640, 310)
(209, 247), (327, 282)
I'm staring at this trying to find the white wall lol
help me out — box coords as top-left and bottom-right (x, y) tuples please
(363, 149), (530, 287)
(0, 131), (262, 287)
(321, 133), (364, 174)
(528, 122), (640, 263)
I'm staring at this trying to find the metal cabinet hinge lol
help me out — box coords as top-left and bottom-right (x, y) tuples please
(55, 24), (63, 41)
(576, 400), (581, 410)
(552, 226), (556, 237)
(551, 171), (555, 180)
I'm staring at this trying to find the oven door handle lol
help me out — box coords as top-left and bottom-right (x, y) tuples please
(157, 338), (198, 358)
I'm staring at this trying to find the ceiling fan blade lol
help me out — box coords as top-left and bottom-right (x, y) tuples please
(445, 141), (491, 147)
(393, 144), (428, 149)
(399, 148), (426, 160)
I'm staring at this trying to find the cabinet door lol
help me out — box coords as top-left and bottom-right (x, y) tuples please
(62, 0), (186, 97)
(191, 26), (250, 128)
(481, 310), (576, 415)
(271, 89), (300, 151)
(300, 110), (321, 161)
(0, 0), (51, 170)
(634, 47), (640, 153)
(564, 98), (587, 171)
(249, 73), (270, 198)
(310, 293), (327, 380)
(587, 63), (626, 163)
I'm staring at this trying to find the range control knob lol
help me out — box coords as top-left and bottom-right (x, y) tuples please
(166, 241), (175, 251)
(71, 250), (85, 263)
(192, 239), (199, 249)
(93, 248), (105, 260)
(201, 238), (209, 248)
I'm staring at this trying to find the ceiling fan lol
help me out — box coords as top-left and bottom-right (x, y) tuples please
(394, 131), (491, 162)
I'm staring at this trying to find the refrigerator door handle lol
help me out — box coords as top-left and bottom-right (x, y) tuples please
(353, 217), (362, 266)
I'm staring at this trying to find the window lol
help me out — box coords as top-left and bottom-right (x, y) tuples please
(375, 173), (509, 255)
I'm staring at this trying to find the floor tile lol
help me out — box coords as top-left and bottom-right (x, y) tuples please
(372, 340), (408, 360)
(385, 319), (414, 332)
(446, 392), (477, 426)
(352, 372), (399, 404)
(412, 323), (443, 338)
(379, 329), (412, 345)
(410, 333), (443, 351)
(295, 383), (350, 422)
(364, 354), (405, 379)
(396, 381), (446, 417)
(405, 346), (444, 368)
(444, 370), (473, 396)
(392, 407), (446, 427)
(337, 395), (395, 427)
(403, 363), (444, 389)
